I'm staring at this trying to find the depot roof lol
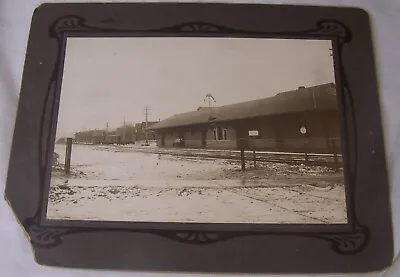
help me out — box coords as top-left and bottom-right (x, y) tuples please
(149, 83), (337, 130)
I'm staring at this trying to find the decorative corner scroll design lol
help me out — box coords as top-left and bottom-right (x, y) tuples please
(314, 226), (370, 254)
(49, 16), (92, 37)
(32, 14), (367, 254)
(312, 20), (352, 43)
(23, 217), (67, 248)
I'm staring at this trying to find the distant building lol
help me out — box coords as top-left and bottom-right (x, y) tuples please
(149, 83), (341, 154)
(116, 124), (136, 144)
(134, 121), (158, 141)
(74, 130), (95, 144)
(74, 121), (158, 145)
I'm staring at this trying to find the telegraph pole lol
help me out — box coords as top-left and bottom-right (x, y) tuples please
(144, 106), (149, 146)
(105, 122), (109, 144)
(122, 117), (126, 144)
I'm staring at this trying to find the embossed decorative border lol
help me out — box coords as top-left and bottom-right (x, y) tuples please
(21, 15), (369, 255)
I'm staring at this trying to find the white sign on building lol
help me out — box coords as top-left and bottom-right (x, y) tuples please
(248, 130), (259, 137)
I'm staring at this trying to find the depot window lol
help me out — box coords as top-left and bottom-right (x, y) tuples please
(213, 127), (228, 140)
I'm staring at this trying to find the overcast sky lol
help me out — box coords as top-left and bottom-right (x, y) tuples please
(56, 37), (335, 137)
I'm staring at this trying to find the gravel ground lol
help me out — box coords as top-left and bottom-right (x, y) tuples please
(47, 144), (347, 223)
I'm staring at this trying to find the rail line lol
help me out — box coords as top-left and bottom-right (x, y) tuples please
(111, 146), (343, 168)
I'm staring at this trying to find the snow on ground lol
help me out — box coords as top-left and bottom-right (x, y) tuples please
(47, 144), (347, 224)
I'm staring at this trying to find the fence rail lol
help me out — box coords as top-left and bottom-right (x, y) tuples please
(238, 137), (341, 170)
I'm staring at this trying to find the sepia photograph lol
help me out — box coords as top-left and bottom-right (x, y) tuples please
(47, 37), (347, 224)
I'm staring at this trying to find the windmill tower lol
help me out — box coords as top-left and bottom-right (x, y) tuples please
(204, 94), (217, 123)
(204, 93), (216, 108)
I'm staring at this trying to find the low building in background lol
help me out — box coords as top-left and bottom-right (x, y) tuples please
(73, 122), (158, 145)
(149, 83), (341, 154)
(134, 122), (158, 141)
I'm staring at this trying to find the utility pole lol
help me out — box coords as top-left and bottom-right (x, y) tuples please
(123, 117), (126, 144)
(144, 106), (149, 146)
(105, 122), (109, 144)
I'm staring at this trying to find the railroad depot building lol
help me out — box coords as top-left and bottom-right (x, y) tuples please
(149, 83), (342, 154)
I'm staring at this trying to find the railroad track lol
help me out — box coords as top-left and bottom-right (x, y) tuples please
(142, 149), (342, 167)
(105, 145), (343, 167)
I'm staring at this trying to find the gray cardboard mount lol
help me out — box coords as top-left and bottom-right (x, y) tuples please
(4, 2), (393, 273)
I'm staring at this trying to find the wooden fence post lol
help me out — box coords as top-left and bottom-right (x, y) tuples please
(332, 139), (339, 169)
(303, 138), (309, 163)
(300, 126), (309, 163)
(252, 138), (257, 168)
(240, 138), (246, 171)
(65, 138), (73, 174)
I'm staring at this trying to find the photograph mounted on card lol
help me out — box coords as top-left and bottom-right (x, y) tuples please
(47, 37), (345, 225)
(5, 2), (393, 273)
